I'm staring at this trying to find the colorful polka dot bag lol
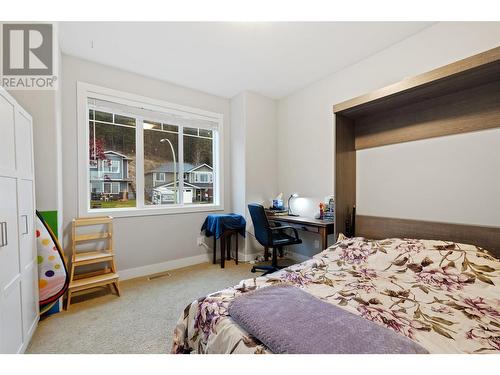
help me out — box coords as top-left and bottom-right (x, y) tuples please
(36, 211), (69, 306)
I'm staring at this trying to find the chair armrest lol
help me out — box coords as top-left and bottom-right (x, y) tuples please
(270, 225), (300, 239)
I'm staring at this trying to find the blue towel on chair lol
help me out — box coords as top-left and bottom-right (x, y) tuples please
(201, 214), (246, 239)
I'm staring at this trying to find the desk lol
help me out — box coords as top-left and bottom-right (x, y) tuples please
(267, 215), (334, 251)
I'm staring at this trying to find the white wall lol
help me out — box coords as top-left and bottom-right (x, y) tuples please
(230, 93), (246, 216)
(61, 55), (231, 271)
(8, 43), (64, 238)
(7, 28), (64, 243)
(9, 91), (59, 212)
(277, 22), (500, 256)
(358, 129), (500, 227)
(244, 92), (278, 208)
(230, 91), (278, 258)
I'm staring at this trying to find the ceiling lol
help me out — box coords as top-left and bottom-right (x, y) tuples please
(59, 22), (434, 99)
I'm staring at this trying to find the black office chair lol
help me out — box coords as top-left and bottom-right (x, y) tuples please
(247, 203), (302, 275)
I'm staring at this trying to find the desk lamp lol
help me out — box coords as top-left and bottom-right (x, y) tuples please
(287, 193), (299, 216)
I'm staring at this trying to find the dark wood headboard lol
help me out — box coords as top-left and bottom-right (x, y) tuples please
(333, 46), (500, 257)
(356, 215), (500, 258)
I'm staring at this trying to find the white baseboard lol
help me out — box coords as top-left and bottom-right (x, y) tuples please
(119, 253), (211, 281)
(118, 249), (309, 281)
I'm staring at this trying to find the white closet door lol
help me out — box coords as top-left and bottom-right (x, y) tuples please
(0, 91), (16, 174)
(18, 179), (38, 339)
(21, 261), (38, 340)
(15, 110), (34, 177)
(18, 180), (35, 268)
(0, 176), (23, 353)
(0, 281), (23, 353)
(0, 177), (20, 286)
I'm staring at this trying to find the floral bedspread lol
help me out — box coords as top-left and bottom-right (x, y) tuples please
(171, 238), (500, 354)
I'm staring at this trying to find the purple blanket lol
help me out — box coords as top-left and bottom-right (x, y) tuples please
(228, 284), (428, 354)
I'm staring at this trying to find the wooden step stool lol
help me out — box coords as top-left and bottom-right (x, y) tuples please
(67, 216), (120, 309)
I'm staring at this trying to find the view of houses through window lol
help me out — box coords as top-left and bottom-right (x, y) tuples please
(89, 109), (137, 209)
(88, 99), (217, 210)
(183, 127), (214, 205)
(144, 123), (214, 206)
(144, 120), (180, 205)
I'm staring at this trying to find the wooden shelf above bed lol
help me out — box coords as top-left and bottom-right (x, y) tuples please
(333, 46), (500, 117)
(332, 46), (500, 256)
(333, 46), (500, 150)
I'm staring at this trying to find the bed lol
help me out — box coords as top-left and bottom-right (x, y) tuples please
(172, 47), (500, 355)
(171, 236), (500, 354)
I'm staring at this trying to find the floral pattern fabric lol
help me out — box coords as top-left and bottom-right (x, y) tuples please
(171, 238), (500, 354)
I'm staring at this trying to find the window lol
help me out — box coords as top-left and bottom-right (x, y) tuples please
(79, 83), (223, 216)
(184, 128), (214, 204)
(102, 159), (120, 173)
(103, 182), (111, 194)
(154, 172), (165, 182)
(144, 120), (179, 205)
(103, 182), (120, 194)
(193, 171), (213, 183)
(88, 108), (136, 209)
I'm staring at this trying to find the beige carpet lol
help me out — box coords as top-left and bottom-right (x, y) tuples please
(26, 261), (256, 354)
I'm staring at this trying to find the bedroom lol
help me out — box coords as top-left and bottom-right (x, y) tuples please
(1, 0), (500, 373)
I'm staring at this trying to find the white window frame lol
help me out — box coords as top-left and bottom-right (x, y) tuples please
(103, 182), (120, 194)
(103, 182), (111, 194)
(154, 172), (165, 182)
(194, 171), (211, 183)
(102, 159), (120, 174)
(77, 82), (224, 217)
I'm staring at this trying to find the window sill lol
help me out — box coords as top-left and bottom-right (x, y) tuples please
(82, 203), (224, 218)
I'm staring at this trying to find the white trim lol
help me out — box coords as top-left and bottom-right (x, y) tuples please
(103, 150), (130, 159)
(214, 127), (222, 207)
(83, 82), (222, 122)
(101, 181), (121, 194)
(119, 253), (211, 281)
(186, 163), (213, 173)
(159, 180), (201, 189)
(135, 115), (145, 209)
(154, 172), (165, 182)
(177, 124), (184, 204)
(193, 171), (212, 183)
(101, 159), (121, 174)
(87, 203), (224, 218)
(77, 81), (224, 217)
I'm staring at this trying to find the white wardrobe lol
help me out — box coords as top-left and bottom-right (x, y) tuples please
(0, 87), (38, 353)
